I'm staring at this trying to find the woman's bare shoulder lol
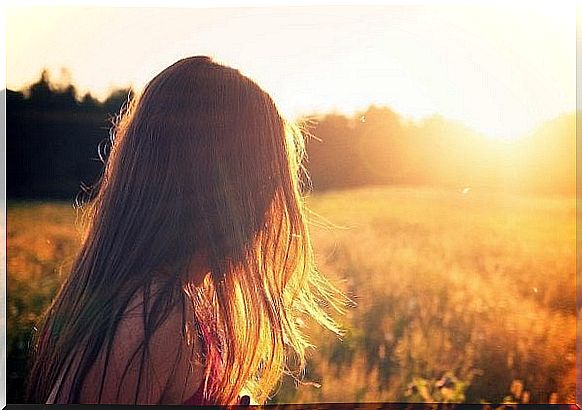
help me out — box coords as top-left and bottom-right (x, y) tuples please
(79, 282), (204, 404)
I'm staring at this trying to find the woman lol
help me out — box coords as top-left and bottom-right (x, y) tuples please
(26, 56), (344, 405)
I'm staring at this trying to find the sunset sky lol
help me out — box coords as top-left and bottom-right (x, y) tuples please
(6, 3), (575, 140)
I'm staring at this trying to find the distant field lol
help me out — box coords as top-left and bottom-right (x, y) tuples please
(7, 187), (576, 403)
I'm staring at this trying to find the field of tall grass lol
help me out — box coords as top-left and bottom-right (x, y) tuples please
(7, 186), (576, 403)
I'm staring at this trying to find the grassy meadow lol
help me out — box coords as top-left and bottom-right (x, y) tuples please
(7, 186), (576, 403)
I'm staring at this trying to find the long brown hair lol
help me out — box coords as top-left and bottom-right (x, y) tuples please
(26, 56), (344, 404)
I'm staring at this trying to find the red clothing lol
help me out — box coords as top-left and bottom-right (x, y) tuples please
(182, 388), (250, 406)
(182, 315), (250, 406)
(182, 386), (208, 406)
(182, 384), (251, 406)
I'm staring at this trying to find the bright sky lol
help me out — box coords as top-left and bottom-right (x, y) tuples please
(6, 4), (576, 140)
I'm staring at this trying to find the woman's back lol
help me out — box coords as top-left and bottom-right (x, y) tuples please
(47, 282), (206, 404)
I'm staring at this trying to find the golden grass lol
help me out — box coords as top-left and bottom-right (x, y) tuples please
(6, 187), (576, 403)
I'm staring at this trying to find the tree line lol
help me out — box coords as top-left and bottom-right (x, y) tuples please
(7, 70), (575, 199)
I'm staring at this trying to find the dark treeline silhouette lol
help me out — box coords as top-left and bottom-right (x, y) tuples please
(7, 70), (575, 200)
(7, 70), (132, 199)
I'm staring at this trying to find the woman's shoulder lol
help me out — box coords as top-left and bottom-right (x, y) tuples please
(79, 280), (205, 404)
